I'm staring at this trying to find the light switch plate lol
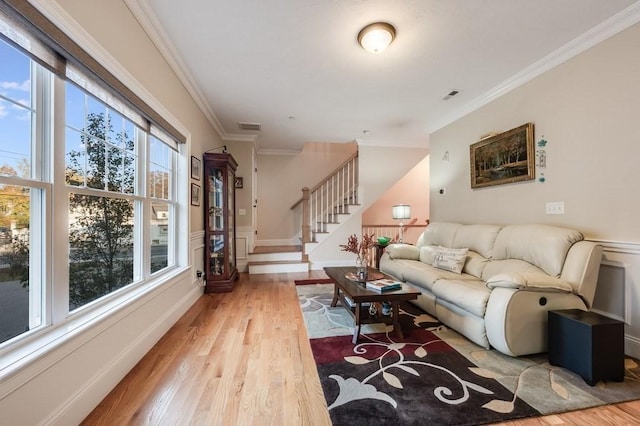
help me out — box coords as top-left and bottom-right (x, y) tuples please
(546, 202), (565, 215)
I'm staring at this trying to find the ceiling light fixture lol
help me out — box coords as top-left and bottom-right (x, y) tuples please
(357, 22), (396, 54)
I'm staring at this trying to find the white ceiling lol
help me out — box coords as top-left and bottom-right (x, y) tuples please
(129, 0), (639, 152)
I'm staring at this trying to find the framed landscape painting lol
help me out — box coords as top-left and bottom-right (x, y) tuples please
(470, 123), (535, 189)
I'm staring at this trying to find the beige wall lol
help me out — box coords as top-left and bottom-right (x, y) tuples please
(226, 141), (255, 228)
(430, 22), (640, 357)
(256, 142), (358, 242)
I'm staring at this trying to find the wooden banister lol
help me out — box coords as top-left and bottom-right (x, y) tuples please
(290, 152), (359, 210)
(295, 153), (359, 247)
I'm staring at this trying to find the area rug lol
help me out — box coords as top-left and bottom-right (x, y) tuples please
(296, 282), (640, 425)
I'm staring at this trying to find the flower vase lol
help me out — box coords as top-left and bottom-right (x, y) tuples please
(356, 255), (368, 283)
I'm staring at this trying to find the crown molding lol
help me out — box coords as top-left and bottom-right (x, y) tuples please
(124, 0), (255, 144)
(27, 0), (190, 142)
(428, 1), (640, 134)
(256, 148), (301, 156)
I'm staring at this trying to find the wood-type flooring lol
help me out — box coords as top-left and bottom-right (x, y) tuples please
(82, 272), (640, 425)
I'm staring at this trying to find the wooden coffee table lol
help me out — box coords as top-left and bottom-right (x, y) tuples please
(324, 266), (420, 344)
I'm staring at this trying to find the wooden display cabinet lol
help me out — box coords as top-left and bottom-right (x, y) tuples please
(203, 152), (238, 292)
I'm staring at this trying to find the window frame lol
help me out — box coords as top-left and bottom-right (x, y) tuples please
(0, 19), (188, 372)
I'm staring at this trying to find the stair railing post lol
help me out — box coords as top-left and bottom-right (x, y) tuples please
(302, 187), (311, 243)
(301, 187), (311, 262)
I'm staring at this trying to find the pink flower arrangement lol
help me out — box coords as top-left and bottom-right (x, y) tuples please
(340, 233), (376, 259)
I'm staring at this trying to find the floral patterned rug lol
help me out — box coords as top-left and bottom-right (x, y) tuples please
(297, 283), (640, 426)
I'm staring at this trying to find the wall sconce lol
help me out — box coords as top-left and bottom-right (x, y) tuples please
(392, 204), (411, 243)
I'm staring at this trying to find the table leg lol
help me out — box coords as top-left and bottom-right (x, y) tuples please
(330, 283), (339, 307)
(392, 301), (404, 339)
(353, 303), (362, 344)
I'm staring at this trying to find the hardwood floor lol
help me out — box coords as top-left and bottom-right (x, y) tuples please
(82, 272), (639, 425)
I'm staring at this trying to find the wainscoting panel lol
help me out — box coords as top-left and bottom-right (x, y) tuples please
(592, 261), (628, 323)
(191, 230), (205, 284)
(589, 238), (640, 358)
(236, 226), (253, 273)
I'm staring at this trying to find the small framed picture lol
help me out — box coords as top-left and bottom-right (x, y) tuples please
(191, 183), (201, 206)
(191, 156), (201, 181)
(234, 176), (243, 188)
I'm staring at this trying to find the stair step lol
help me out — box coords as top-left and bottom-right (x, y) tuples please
(248, 245), (306, 274)
(251, 245), (301, 254)
(248, 260), (309, 274)
(249, 251), (302, 262)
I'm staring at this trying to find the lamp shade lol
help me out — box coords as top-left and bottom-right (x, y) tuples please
(392, 204), (411, 220)
(357, 22), (396, 54)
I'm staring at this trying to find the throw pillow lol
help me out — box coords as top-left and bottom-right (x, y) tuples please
(432, 246), (468, 274)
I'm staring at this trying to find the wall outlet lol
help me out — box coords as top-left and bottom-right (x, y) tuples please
(546, 201), (565, 215)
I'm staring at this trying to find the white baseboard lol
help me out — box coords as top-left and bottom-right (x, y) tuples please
(625, 334), (640, 359)
(47, 278), (202, 425)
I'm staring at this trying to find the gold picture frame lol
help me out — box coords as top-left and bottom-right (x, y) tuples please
(470, 123), (535, 189)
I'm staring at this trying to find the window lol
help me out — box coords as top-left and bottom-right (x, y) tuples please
(149, 135), (176, 274)
(65, 82), (139, 310)
(0, 38), (44, 343)
(0, 19), (182, 346)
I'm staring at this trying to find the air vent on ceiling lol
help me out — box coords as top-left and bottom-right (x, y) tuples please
(443, 90), (459, 101)
(238, 122), (262, 131)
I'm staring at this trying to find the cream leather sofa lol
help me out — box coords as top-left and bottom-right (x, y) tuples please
(379, 222), (603, 357)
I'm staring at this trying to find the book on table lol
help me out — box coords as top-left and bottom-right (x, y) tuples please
(365, 278), (402, 292)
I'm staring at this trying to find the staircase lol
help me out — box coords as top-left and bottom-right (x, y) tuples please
(247, 153), (359, 274)
(247, 245), (309, 274)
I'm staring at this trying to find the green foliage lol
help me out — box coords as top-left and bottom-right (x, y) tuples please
(5, 233), (29, 288)
(66, 112), (135, 309)
(0, 167), (31, 229)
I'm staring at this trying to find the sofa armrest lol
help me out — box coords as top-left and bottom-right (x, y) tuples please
(485, 287), (587, 356)
(385, 243), (420, 261)
(486, 272), (573, 292)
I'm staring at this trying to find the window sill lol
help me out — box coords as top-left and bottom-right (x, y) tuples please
(0, 265), (192, 397)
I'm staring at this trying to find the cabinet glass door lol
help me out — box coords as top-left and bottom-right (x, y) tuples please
(208, 166), (225, 276)
(203, 152), (238, 292)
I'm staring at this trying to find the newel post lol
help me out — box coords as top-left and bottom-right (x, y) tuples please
(302, 187), (311, 243)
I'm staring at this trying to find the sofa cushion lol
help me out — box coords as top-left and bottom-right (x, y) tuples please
(492, 225), (583, 277)
(486, 272), (573, 292)
(432, 279), (490, 318)
(386, 244), (420, 261)
(432, 247), (468, 274)
(463, 251), (490, 278)
(402, 261), (478, 292)
(452, 224), (502, 259)
(481, 259), (546, 281)
(420, 222), (462, 248)
(419, 245), (438, 264)
(379, 257), (414, 281)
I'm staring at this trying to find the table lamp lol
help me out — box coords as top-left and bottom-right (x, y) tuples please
(392, 204), (411, 243)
